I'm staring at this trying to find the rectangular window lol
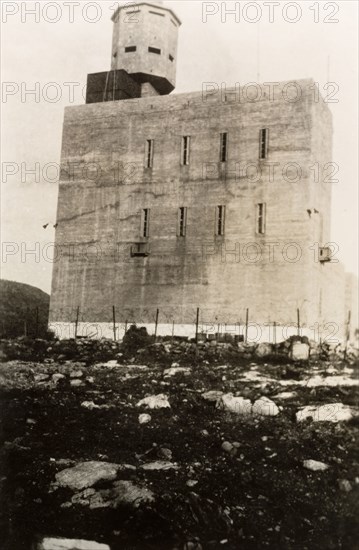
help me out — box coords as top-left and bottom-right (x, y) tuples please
(145, 139), (154, 168)
(259, 128), (268, 159)
(216, 205), (226, 236)
(125, 46), (136, 53)
(178, 207), (187, 237)
(169, 54), (174, 62)
(142, 208), (150, 238)
(181, 136), (190, 165)
(220, 132), (228, 162)
(148, 47), (161, 55)
(257, 203), (266, 234)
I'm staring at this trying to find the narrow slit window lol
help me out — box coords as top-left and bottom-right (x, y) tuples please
(148, 46), (161, 55)
(257, 203), (266, 234)
(220, 132), (228, 162)
(259, 128), (268, 159)
(145, 139), (154, 168)
(216, 205), (226, 236)
(169, 54), (174, 62)
(181, 136), (190, 165)
(178, 207), (187, 237)
(142, 208), (150, 238)
(125, 46), (136, 53)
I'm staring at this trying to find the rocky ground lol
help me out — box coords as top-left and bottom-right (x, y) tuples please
(0, 335), (358, 550)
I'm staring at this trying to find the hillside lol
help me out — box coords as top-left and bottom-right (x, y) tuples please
(0, 279), (50, 338)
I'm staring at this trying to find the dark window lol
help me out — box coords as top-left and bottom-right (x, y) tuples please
(169, 54), (174, 62)
(182, 136), (190, 165)
(257, 203), (266, 234)
(146, 139), (154, 168)
(216, 205), (226, 236)
(259, 128), (268, 159)
(113, 51), (117, 58)
(178, 207), (187, 237)
(142, 209), (150, 237)
(220, 132), (228, 162)
(125, 46), (136, 53)
(148, 47), (161, 55)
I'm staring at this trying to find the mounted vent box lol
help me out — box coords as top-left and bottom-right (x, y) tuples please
(319, 247), (331, 263)
(131, 243), (150, 257)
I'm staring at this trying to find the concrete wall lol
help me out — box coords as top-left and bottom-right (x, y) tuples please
(50, 79), (346, 341)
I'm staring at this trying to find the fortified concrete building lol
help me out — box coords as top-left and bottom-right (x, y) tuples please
(49, 1), (351, 342)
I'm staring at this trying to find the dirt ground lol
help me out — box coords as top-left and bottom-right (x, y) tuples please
(0, 341), (358, 550)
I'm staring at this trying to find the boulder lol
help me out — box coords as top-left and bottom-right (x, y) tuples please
(141, 461), (179, 471)
(38, 537), (110, 550)
(217, 394), (252, 415)
(296, 403), (353, 423)
(291, 342), (309, 361)
(252, 396), (279, 417)
(54, 461), (119, 491)
(136, 394), (170, 409)
(138, 413), (151, 424)
(303, 459), (329, 472)
(255, 343), (273, 358)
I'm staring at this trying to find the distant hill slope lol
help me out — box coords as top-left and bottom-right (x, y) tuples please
(0, 279), (50, 338)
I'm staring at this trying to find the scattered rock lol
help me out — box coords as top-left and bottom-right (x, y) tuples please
(70, 370), (83, 379)
(158, 447), (173, 460)
(221, 441), (234, 453)
(252, 397), (279, 417)
(163, 366), (191, 377)
(291, 343), (309, 361)
(70, 379), (82, 387)
(136, 394), (170, 409)
(303, 459), (329, 472)
(138, 413), (151, 424)
(255, 343), (273, 358)
(70, 480), (154, 510)
(141, 461), (179, 471)
(81, 401), (101, 410)
(54, 461), (120, 491)
(186, 480), (198, 487)
(38, 537), (110, 550)
(52, 373), (65, 383)
(296, 403), (353, 423)
(34, 373), (50, 382)
(273, 391), (297, 400)
(217, 394), (252, 415)
(202, 390), (224, 402)
(338, 479), (352, 492)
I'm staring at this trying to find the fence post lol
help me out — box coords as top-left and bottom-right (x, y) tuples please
(195, 308), (200, 344)
(154, 308), (159, 340)
(75, 306), (80, 338)
(112, 306), (116, 341)
(344, 310), (351, 361)
(245, 308), (249, 343)
(171, 320), (175, 344)
(273, 321), (277, 347)
(297, 308), (300, 337)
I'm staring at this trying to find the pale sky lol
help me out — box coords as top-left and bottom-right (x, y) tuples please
(1, 0), (358, 293)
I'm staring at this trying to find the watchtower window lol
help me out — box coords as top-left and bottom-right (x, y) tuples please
(259, 128), (269, 159)
(148, 47), (161, 55)
(125, 46), (136, 53)
(142, 209), (150, 238)
(216, 205), (226, 236)
(181, 136), (191, 166)
(169, 54), (174, 62)
(178, 207), (187, 237)
(145, 139), (154, 168)
(220, 132), (228, 162)
(256, 203), (266, 234)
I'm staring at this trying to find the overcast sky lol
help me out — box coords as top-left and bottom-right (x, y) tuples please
(1, 0), (358, 293)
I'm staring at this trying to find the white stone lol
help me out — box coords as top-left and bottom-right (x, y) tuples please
(202, 390), (224, 402)
(217, 394), (252, 415)
(303, 459), (329, 471)
(136, 394), (170, 409)
(54, 461), (119, 491)
(70, 370), (83, 378)
(81, 401), (100, 410)
(52, 373), (65, 383)
(39, 537), (110, 549)
(138, 413), (151, 424)
(70, 379), (82, 387)
(163, 367), (191, 377)
(296, 403), (353, 423)
(255, 343), (273, 357)
(252, 397), (279, 417)
(291, 343), (309, 361)
(141, 461), (179, 471)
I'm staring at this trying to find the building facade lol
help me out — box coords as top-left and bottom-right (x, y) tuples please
(49, 1), (350, 343)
